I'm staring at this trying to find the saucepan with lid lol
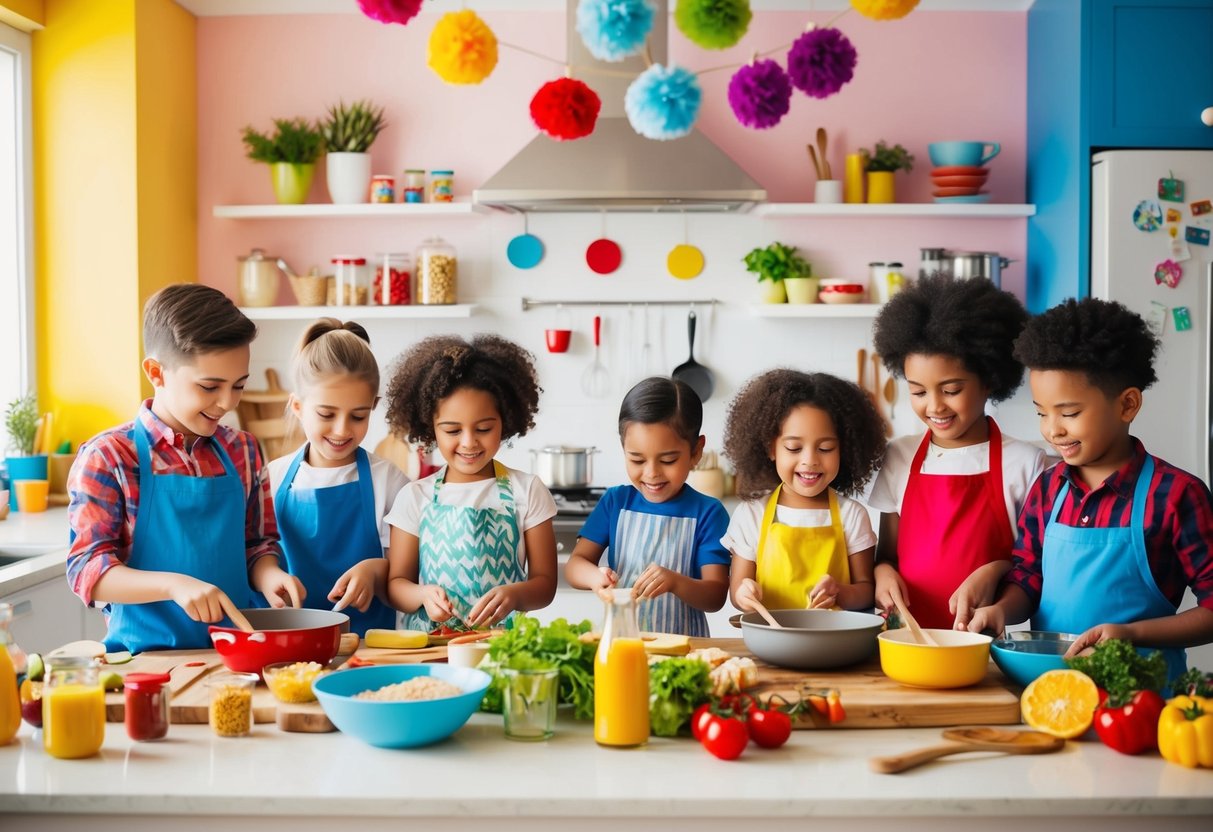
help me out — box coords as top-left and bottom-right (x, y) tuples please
(530, 445), (598, 489)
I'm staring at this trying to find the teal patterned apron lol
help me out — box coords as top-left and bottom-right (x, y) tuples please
(401, 461), (523, 631)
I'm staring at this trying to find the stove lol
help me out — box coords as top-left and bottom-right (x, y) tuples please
(550, 487), (605, 517)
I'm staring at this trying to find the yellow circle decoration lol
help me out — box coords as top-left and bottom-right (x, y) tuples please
(850, 0), (920, 21)
(667, 244), (705, 280)
(428, 10), (498, 85)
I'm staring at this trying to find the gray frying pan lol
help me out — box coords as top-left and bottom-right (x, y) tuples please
(671, 310), (714, 401)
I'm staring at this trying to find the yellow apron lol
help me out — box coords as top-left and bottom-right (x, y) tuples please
(755, 486), (850, 610)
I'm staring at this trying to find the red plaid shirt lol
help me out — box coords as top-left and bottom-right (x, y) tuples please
(1005, 438), (1213, 612)
(66, 401), (280, 605)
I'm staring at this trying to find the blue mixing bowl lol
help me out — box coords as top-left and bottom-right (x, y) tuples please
(313, 664), (491, 748)
(990, 631), (1078, 688)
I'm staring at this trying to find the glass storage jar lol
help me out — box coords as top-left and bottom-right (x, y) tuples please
(373, 253), (412, 306)
(124, 672), (171, 741)
(237, 248), (281, 307)
(402, 169), (426, 203)
(43, 656), (106, 759)
(428, 170), (454, 203)
(416, 237), (457, 305)
(329, 256), (369, 306)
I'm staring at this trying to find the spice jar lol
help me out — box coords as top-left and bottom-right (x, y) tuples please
(329, 256), (369, 306)
(402, 169), (426, 203)
(371, 175), (395, 203)
(125, 672), (171, 741)
(373, 252), (412, 306)
(416, 237), (457, 305)
(43, 656), (106, 759)
(208, 672), (257, 737)
(428, 169), (454, 203)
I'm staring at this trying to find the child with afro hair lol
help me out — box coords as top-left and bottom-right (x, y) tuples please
(967, 298), (1213, 680)
(382, 334), (557, 632)
(722, 370), (885, 615)
(869, 275), (1045, 631)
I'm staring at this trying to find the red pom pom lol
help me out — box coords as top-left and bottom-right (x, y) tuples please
(530, 78), (601, 141)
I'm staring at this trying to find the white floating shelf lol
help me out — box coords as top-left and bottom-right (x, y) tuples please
(213, 202), (489, 219)
(750, 304), (881, 319)
(753, 203), (1036, 218)
(239, 304), (478, 321)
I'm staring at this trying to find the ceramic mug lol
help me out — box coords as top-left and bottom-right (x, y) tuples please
(545, 329), (572, 353)
(928, 141), (1001, 167)
(14, 479), (49, 513)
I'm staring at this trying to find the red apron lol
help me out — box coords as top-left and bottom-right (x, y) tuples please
(896, 418), (1014, 629)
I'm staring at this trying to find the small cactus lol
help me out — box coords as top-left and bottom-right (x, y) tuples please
(320, 100), (387, 153)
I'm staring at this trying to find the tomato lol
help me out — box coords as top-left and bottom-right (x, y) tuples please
(691, 703), (715, 740)
(700, 714), (749, 761)
(747, 707), (792, 749)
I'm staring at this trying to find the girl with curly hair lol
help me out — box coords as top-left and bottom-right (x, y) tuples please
(869, 275), (1045, 630)
(722, 370), (886, 615)
(382, 334), (557, 632)
(266, 319), (409, 635)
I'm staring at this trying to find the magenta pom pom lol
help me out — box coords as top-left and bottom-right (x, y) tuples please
(727, 60), (792, 130)
(358, 0), (424, 26)
(786, 26), (857, 99)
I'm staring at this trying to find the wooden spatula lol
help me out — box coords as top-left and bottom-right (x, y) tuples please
(891, 592), (938, 646)
(870, 727), (1064, 774)
(749, 599), (783, 629)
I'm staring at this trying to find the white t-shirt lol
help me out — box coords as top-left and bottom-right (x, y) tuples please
(268, 450), (411, 548)
(384, 465), (557, 568)
(722, 492), (877, 562)
(866, 432), (1047, 537)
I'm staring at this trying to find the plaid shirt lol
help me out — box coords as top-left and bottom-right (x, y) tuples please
(1005, 438), (1213, 612)
(66, 400), (280, 606)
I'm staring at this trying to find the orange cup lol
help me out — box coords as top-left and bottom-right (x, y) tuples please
(15, 479), (49, 513)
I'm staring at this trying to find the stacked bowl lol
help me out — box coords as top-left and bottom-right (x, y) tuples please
(928, 141), (1000, 204)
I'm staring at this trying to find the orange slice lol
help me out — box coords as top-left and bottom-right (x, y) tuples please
(1020, 669), (1099, 738)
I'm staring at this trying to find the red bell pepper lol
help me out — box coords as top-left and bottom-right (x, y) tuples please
(1092, 688), (1166, 755)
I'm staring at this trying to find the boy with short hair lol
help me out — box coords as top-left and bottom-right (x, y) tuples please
(67, 284), (304, 653)
(968, 298), (1213, 679)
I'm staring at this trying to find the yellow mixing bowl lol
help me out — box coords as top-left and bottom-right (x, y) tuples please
(877, 628), (993, 688)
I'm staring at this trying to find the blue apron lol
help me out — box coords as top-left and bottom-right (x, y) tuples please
(612, 503), (709, 637)
(104, 423), (250, 653)
(273, 445), (395, 636)
(1035, 456), (1187, 681)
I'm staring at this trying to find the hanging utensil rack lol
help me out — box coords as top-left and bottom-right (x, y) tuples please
(521, 298), (719, 311)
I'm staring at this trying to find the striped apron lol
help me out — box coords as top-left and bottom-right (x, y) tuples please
(611, 508), (707, 637)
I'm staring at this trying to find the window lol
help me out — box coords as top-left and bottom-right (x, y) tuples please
(0, 22), (32, 413)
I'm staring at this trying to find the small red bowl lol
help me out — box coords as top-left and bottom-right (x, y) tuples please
(932, 186), (985, 197)
(930, 175), (988, 189)
(931, 165), (987, 176)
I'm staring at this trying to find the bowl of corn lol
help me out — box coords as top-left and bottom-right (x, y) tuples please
(262, 661), (330, 703)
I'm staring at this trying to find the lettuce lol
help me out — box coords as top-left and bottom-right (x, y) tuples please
(649, 657), (711, 737)
(480, 615), (596, 720)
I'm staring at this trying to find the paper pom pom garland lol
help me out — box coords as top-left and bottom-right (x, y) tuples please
(727, 59), (792, 130)
(625, 64), (702, 140)
(577, 0), (656, 62)
(531, 78), (602, 141)
(428, 10), (499, 85)
(674, 0), (753, 50)
(357, 0), (424, 26)
(851, 0), (920, 21)
(786, 26), (857, 99)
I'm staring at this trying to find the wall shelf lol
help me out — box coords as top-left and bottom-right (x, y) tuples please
(213, 202), (489, 219)
(749, 304), (881, 319)
(753, 203), (1036, 219)
(239, 304), (478, 321)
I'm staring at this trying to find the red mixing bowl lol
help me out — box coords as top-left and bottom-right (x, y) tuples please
(208, 608), (349, 674)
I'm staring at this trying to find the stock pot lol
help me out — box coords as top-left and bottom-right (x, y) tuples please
(530, 446), (598, 489)
(941, 251), (1013, 289)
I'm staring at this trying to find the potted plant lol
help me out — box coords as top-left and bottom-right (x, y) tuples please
(320, 99), (387, 205)
(241, 117), (325, 205)
(744, 242), (815, 304)
(4, 391), (46, 512)
(861, 141), (915, 204)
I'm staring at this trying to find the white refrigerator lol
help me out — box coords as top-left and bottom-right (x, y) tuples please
(1092, 150), (1213, 670)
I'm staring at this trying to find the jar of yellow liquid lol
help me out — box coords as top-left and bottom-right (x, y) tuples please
(593, 591), (649, 747)
(43, 656), (106, 759)
(0, 603), (24, 744)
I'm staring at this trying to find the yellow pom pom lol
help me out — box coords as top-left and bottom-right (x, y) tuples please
(850, 0), (919, 21)
(428, 10), (498, 85)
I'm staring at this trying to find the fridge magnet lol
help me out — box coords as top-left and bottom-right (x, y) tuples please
(1170, 235), (1191, 261)
(1133, 199), (1163, 231)
(1147, 302), (1168, 336)
(1192, 199), (1212, 216)
(1154, 259), (1183, 288)
(1185, 226), (1211, 246)
(1173, 306), (1192, 333)
(1158, 174), (1184, 202)
(1165, 207), (1182, 224)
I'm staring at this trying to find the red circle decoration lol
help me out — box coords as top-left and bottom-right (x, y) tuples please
(586, 238), (622, 274)
(530, 78), (601, 141)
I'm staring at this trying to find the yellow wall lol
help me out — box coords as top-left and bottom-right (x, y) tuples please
(32, 0), (195, 446)
(0, 0), (44, 31)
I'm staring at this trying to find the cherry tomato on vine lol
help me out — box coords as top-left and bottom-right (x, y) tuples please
(700, 714), (749, 760)
(746, 706), (792, 749)
(691, 703), (715, 740)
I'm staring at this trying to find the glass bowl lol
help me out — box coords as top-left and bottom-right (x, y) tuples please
(261, 661), (330, 704)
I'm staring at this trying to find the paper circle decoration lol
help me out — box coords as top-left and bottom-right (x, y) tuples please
(507, 234), (545, 269)
(586, 238), (623, 274)
(428, 10), (498, 85)
(667, 244), (705, 279)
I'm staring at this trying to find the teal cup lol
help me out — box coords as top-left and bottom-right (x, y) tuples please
(5, 454), (48, 511)
(928, 141), (1001, 167)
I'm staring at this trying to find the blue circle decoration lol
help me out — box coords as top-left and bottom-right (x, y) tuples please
(507, 233), (545, 269)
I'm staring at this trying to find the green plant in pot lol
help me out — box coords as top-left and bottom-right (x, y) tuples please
(4, 391), (46, 512)
(860, 141), (914, 204)
(743, 242), (814, 304)
(320, 99), (387, 205)
(241, 117), (324, 205)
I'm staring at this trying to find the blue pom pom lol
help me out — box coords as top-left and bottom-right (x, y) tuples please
(624, 64), (702, 141)
(577, 0), (655, 62)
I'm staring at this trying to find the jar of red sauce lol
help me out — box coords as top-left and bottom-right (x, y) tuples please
(124, 672), (171, 741)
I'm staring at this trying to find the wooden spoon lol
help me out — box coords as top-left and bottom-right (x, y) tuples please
(891, 592), (938, 646)
(218, 595), (255, 633)
(807, 143), (823, 180)
(870, 727), (1064, 774)
(816, 127), (831, 179)
(749, 599), (783, 629)
(884, 376), (897, 423)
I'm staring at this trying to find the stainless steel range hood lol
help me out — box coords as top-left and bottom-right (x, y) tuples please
(473, 1), (766, 213)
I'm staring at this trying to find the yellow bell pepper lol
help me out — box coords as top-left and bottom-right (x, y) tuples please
(1157, 695), (1213, 769)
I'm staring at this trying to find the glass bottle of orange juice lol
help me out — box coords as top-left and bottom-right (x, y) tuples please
(593, 591), (649, 747)
(43, 656), (106, 759)
(0, 603), (24, 744)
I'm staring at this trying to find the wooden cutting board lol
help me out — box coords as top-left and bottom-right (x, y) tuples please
(694, 638), (1021, 729)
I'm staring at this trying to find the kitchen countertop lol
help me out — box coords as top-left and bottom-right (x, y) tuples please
(0, 508), (69, 594)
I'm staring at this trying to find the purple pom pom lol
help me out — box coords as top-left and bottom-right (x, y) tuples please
(727, 60), (792, 130)
(786, 26), (857, 99)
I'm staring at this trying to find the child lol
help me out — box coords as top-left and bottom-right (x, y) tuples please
(868, 275), (1046, 630)
(66, 284), (303, 654)
(565, 377), (731, 637)
(967, 298), (1213, 679)
(723, 370), (885, 615)
(267, 319), (409, 636)
(383, 335), (557, 631)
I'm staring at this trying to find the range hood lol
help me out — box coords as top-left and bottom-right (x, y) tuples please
(473, 2), (766, 213)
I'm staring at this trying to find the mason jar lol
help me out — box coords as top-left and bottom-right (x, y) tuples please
(416, 237), (457, 305)
(329, 256), (369, 306)
(43, 656), (106, 759)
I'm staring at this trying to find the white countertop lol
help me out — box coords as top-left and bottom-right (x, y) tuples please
(0, 508), (69, 594)
(1, 714), (1210, 830)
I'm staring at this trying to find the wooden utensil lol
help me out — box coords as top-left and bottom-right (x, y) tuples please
(891, 592), (938, 646)
(857, 348), (867, 392)
(871, 353), (892, 436)
(869, 727), (1064, 773)
(749, 599), (783, 629)
(817, 127), (832, 179)
(884, 376), (897, 423)
(218, 596), (255, 633)
(807, 143), (823, 180)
